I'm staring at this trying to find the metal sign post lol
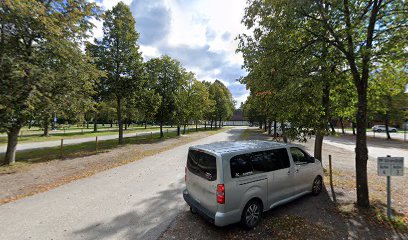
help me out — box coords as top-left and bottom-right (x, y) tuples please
(377, 155), (404, 219)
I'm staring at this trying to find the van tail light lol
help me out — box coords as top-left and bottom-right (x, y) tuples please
(216, 184), (225, 204)
(185, 167), (187, 183)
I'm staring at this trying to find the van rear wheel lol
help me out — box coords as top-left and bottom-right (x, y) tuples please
(241, 200), (262, 229)
(312, 176), (323, 195)
(190, 206), (197, 214)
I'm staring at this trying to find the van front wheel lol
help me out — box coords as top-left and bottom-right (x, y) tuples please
(241, 200), (262, 229)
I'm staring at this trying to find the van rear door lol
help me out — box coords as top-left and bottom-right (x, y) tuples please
(186, 149), (218, 214)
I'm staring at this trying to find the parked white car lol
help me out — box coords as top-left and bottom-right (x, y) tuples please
(372, 125), (397, 132)
(183, 140), (323, 229)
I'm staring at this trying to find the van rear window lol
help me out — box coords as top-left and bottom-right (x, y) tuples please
(187, 149), (217, 181)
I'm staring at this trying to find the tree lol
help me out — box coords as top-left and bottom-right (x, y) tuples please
(138, 67), (161, 129)
(240, 0), (407, 207)
(92, 2), (143, 144)
(146, 56), (184, 137)
(209, 80), (235, 128)
(0, 0), (99, 165)
(177, 72), (211, 133)
(368, 62), (408, 139)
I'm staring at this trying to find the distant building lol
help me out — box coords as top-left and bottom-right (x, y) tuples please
(224, 108), (249, 126)
(231, 108), (245, 121)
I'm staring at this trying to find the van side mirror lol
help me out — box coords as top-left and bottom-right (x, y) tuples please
(309, 157), (315, 163)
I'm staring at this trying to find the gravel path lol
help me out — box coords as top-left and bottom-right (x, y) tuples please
(0, 127), (245, 240)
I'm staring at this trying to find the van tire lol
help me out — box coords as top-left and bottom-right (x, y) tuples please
(241, 199), (262, 229)
(190, 206), (197, 214)
(312, 176), (323, 196)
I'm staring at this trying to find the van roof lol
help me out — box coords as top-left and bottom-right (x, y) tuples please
(190, 140), (290, 156)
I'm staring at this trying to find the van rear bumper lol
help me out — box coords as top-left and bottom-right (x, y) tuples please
(183, 189), (240, 226)
(183, 189), (215, 223)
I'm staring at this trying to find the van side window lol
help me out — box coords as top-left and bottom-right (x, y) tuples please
(230, 148), (291, 178)
(230, 154), (253, 178)
(263, 148), (291, 171)
(290, 147), (310, 165)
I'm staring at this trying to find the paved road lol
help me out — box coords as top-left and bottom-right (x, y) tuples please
(323, 136), (408, 168)
(336, 129), (408, 141)
(0, 128), (180, 153)
(0, 127), (245, 240)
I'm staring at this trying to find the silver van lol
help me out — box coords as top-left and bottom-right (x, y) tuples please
(183, 140), (323, 229)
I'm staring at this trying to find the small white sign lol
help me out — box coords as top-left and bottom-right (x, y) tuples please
(378, 157), (404, 176)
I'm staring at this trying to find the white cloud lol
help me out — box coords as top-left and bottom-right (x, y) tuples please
(90, 0), (249, 105)
(140, 45), (161, 59)
(235, 92), (250, 107)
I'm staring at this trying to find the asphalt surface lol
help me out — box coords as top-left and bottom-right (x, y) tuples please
(324, 136), (408, 168)
(338, 129), (408, 141)
(0, 128), (180, 153)
(0, 127), (245, 240)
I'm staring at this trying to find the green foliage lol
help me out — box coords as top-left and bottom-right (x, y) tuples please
(146, 55), (184, 129)
(0, 0), (100, 163)
(93, 2), (143, 100)
(239, 0), (407, 207)
(89, 2), (143, 143)
(209, 80), (235, 123)
(0, 0), (100, 130)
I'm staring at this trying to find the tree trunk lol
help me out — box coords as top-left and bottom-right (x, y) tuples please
(117, 97), (124, 144)
(385, 112), (391, 140)
(355, 78), (369, 207)
(210, 120), (213, 129)
(352, 122), (356, 135)
(93, 121), (98, 133)
(4, 126), (20, 165)
(273, 121), (277, 138)
(204, 122), (207, 130)
(281, 122), (288, 143)
(86, 122), (89, 129)
(43, 118), (49, 137)
(264, 120), (267, 132)
(160, 122), (163, 138)
(177, 125), (180, 136)
(183, 124), (186, 134)
(196, 121), (198, 131)
(110, 122), (113, 128)
(124, 120), (128, 131)
(259, 122), (263, 129)
(314, 133), (324, 161)
(329, 120), (335, 134)
(267, 120), (272, 135)
(340, 118), (345, 134)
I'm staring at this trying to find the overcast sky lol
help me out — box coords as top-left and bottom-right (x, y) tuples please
(91, 0), (249, 107)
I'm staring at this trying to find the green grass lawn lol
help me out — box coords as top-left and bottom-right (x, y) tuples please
(0, 127), (227, 173)
(0, 126), (168, 145)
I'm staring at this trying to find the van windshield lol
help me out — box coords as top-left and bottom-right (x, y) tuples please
(187, 149), (217, 181)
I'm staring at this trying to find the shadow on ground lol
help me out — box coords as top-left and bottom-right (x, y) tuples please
(71, 178), (186, 240)
(160, 184), (406, 240)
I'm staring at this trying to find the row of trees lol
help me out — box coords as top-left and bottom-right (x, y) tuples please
(238, 0), (407, 208)
(0, 1), (235, 165)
